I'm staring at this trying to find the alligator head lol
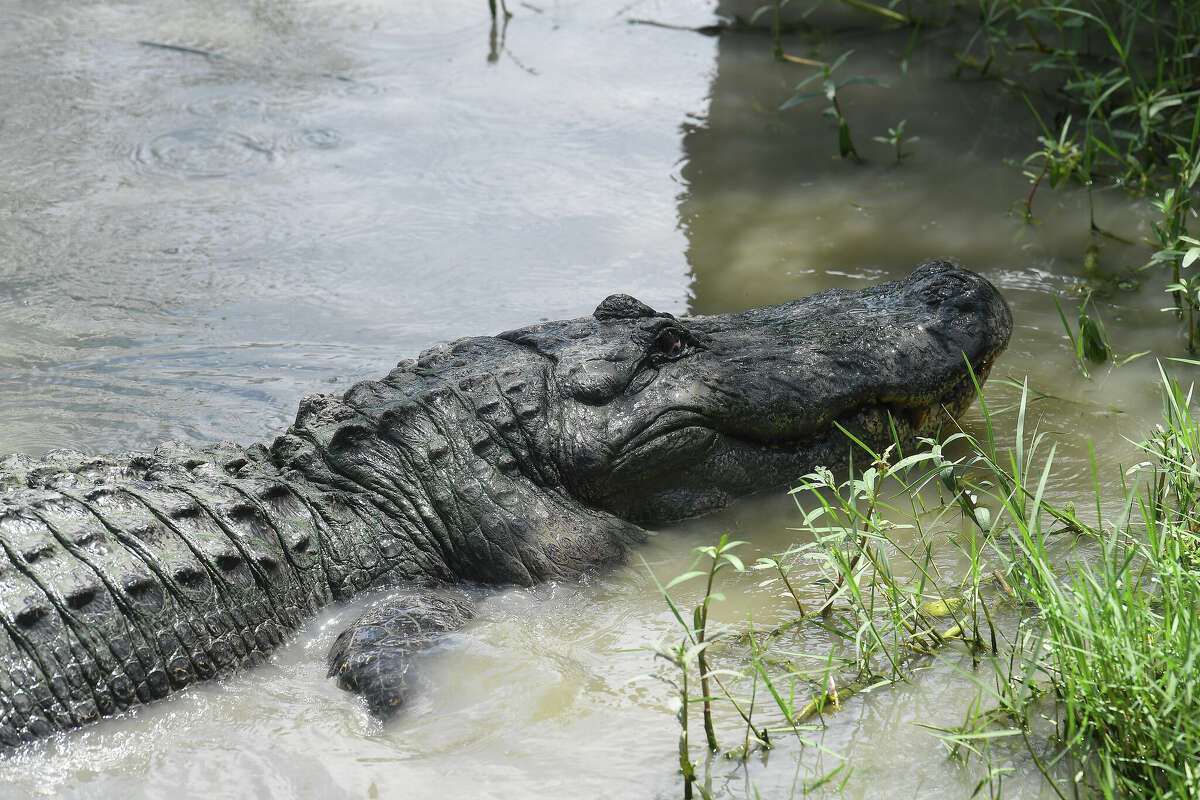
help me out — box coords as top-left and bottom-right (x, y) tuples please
(497, 259), (1011, 523)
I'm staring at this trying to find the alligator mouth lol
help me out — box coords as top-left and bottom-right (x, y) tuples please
(616, 409), (711, 456)
(611, 400), (942, 472)
(611, 362), (991, 474)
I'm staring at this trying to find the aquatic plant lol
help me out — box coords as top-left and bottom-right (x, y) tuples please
(927, 367), (1200, 798)
(1052, 291), (1139, 378)
(779, 50), (886, 161)
(956, 1), (1200, 352)
(872, 119), (919, 163)
(643, 367), (1200, 797)
(1020, 115), (1086, 222)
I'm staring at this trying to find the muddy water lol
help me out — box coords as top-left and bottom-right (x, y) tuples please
(0, 1), (1187, 797)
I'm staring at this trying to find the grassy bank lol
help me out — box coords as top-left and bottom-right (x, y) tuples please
(644, 368), (1200, 798)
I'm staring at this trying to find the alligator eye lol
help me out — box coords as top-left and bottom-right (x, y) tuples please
(655, 329), (685, 357)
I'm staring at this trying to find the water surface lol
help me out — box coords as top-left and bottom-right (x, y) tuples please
(0, 1), (1187, 797)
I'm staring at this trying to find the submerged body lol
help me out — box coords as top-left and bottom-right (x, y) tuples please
(0, 261), (1010, 747)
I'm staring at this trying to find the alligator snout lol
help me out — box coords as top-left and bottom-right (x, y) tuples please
(682, 260), (1011, 434)
(906, 259), (1013, 371)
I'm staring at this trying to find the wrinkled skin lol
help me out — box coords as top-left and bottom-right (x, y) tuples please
(0, 261), (1010, 746)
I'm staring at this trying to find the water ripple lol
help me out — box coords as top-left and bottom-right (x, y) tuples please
(132, 128), (278, 179)
(281, 127), (344, 151)
(185, 93), (274, 122)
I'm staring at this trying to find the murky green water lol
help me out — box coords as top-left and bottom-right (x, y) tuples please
(0, 1), (1189, 797)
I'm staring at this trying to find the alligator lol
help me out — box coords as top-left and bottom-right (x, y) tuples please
(0, 260), (1010, 747)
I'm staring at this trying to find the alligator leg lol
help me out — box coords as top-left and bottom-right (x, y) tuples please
(326, 587), (474, 718)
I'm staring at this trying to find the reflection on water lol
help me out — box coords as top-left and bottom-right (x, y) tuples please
(0, 0), (1191, 797)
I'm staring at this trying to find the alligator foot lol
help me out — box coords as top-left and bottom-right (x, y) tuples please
(327, 587), (475, 718)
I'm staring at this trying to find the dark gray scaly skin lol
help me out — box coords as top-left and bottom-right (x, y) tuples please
(0, 261), (1011, 747)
